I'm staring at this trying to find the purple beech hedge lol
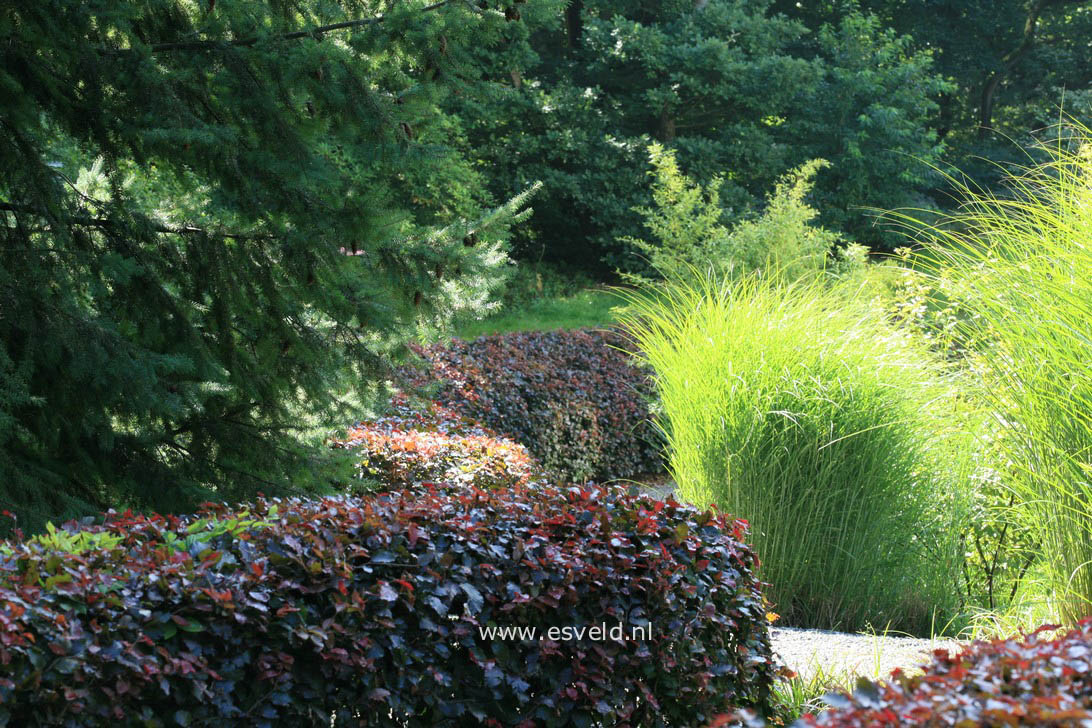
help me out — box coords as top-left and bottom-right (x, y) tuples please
(331, 393), (546, 491)
(410, 329), (663, 483)
(0, 483), (776, 726)
(793, 620), (1092, 727)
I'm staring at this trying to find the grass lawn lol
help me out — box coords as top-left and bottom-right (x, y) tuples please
(454, 287), (623, 339)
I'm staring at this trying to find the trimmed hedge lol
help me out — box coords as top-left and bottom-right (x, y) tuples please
(332, 394), (544, 490)
(0, 484), (775, 726)
(794, 620), (1092, 727)
(412, 329), (662, 483)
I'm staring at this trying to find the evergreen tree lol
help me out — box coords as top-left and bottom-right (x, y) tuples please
(781, 12), (950, 246)
(455, 0), (948, 271)
(772, 0), (1092, 191)
(0, 0), (540, 533)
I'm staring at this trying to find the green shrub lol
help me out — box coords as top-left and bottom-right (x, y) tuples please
(861, 257), (1039, 613)
(619, 143), (734, 282)
(622, 146), (856, 283)
(908, 124), (1092, 623)
(0, 486), (777, 726)
(617, 273), (971, 634)
(498, 262), (596, 311)
(723, 159), (847, 282)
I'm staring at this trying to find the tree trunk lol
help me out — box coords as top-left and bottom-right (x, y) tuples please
(658, 106), (676, 143)
(565, 1), (583, 49)
(978, 68), (1010, 138)
(974, 0), (1085, 137)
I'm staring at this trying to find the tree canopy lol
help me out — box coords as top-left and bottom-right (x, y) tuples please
(773, 0), (1092, 179)
(452, 0), (950, 273)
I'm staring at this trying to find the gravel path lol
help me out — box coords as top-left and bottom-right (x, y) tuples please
(770, 626), (965, 682)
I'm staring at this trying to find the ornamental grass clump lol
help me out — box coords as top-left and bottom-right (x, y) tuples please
(906, 124), (1092, 623)
(617, 273), (971, 634)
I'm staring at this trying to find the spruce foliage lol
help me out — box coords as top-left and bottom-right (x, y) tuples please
(0, 0), (540, 532)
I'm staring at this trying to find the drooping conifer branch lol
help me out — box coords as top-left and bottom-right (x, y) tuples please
(101, 1), (454, 54)
(0, 202), (272, 240)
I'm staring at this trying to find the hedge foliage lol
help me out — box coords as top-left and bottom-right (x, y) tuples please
(412, 329), (661, 483)
(332, 394), (544, 491)
(0, 484), (775, 726)
(796, 620), (1092, 727)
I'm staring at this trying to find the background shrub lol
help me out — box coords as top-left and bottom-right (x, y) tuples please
(499, 262), (597, 312)
(860, 256), (1040, 616)
(0, 485), (775, 726)
(331, 394), (544, 492)
(617, 273), (974, 635)
(621, 148), (857, 285)
(795, 620), (1092, 726)
(413, 329), (662, 483)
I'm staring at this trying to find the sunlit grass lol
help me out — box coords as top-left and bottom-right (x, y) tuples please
(615, 272), (975, 635)
(771, 662), (854, 726)
(897, 122), (1092, 624)
(453, 287), (621, 339)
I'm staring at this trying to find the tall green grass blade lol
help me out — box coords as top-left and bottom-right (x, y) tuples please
(900, 123), (1092, 623)
(616, 271), (973, 634)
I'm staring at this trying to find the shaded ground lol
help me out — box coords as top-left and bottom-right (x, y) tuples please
(625, 471), (676, 501)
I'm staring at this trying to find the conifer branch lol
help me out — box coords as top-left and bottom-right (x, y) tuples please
(0, 202), (272, 240)
(102, 1), (454, 54)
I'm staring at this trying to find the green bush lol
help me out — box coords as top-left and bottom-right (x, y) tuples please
(721, 159), (847, 281)
(617, 273), (972, 634)
(910, 123), (1092, 623)
(619, 143), (734, 282)
(861, 257), (1040, 615)
(622, 146), (858, 283)
(498, 262), (596, 311)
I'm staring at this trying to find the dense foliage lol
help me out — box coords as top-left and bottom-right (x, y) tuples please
(774, 0), (1092, 185)
(0, 485), (776, 726)
(456, 1), (948, 271)
(621, 146), (858, 283)
(412, 329), (662, 483)
(332, 394), (544, 491)
(795, 620), (1092, 726)
(0, 0), (543, 534)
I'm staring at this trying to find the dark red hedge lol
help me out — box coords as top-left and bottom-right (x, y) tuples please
(0, 484), (775, 727)
(410, 329), (662, 483)
(331, 394), (545, 490)
(794, 620), (1092, 727)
